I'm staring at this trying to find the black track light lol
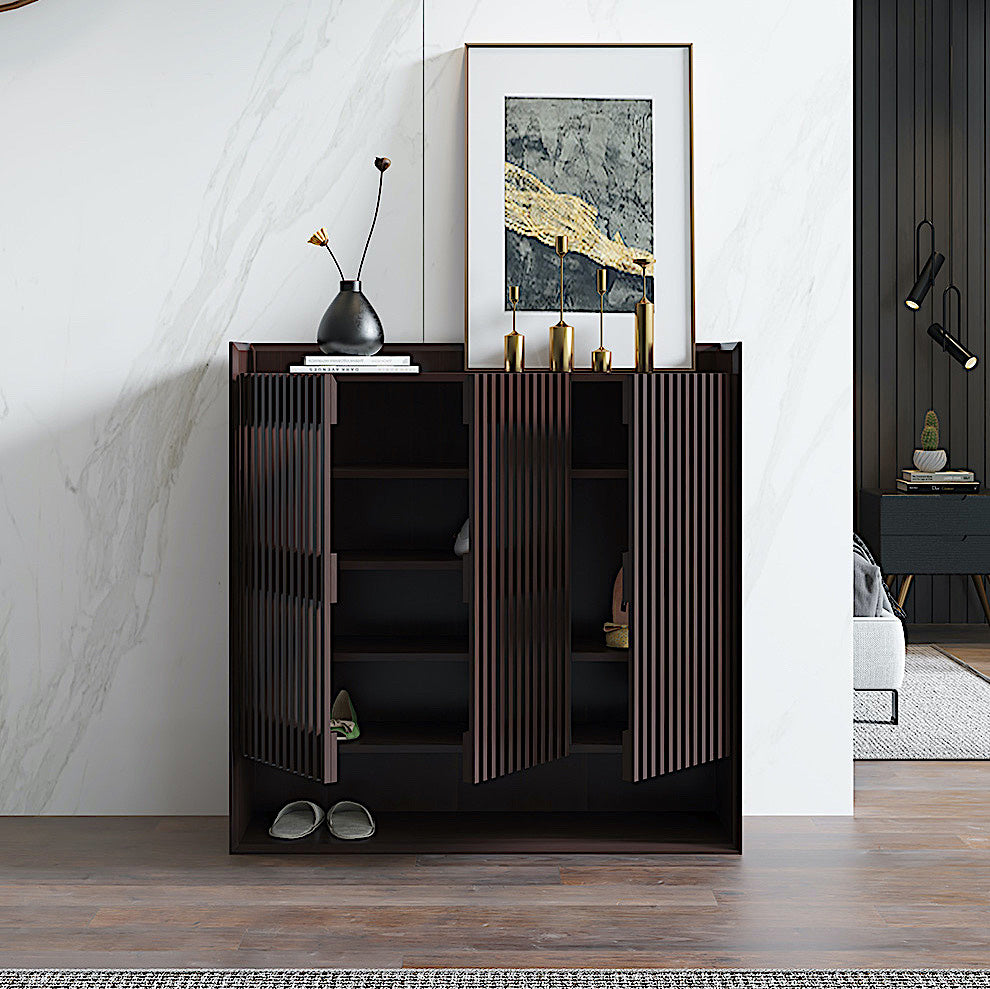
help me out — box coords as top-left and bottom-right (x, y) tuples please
(927, 285), (978, 370)
(905, 220), (945, 310)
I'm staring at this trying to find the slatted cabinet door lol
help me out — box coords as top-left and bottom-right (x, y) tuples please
(466, 373), (571, 783)
(623, 372), (739, 783)
(232, 372), (338, 784)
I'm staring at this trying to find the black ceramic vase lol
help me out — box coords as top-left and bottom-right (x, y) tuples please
(317, 280), (384, 356)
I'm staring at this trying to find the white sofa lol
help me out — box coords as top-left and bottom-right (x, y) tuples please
(853, 615), (906, 725)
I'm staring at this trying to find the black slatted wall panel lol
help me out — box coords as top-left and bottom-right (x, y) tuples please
(856, 0), (988, 622)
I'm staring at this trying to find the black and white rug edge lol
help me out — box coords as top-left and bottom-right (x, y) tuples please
(2, 970), (989, 988)
(854, 643), (990, 759)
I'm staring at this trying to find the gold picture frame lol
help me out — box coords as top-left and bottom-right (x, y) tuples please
(464, 43), (696, 371)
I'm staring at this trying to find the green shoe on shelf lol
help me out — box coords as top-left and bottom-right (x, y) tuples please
(329, 689), (360, 742)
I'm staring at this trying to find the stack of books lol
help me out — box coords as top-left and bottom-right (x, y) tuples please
(896, 469), (980, 493)
(289, 355), (420, 374)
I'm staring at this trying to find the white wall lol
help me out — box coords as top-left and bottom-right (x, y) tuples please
(0, 0), (852, 815)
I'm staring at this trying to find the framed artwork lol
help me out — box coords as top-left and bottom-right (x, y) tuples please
(465, 43), (695, 370)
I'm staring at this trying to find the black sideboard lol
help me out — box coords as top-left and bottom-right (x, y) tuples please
(860, 490), (990, 620)
(228, 342), (742, 854)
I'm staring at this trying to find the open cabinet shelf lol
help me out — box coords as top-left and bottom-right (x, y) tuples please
(236, 810), (736, 854)
(337, 552), (463, 571)
(333, 466), (469, 479)
(229, 342), (742, 854)
(332, 636), (468, 662)
(338, 722), (466, 752)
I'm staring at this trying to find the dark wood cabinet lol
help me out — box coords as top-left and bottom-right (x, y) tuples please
(229, 342), (742, 853)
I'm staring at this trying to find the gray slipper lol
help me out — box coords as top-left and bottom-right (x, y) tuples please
(269, 800), (325, 839)
(328, 800), (375, 840)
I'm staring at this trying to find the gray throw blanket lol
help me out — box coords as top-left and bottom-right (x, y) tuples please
(854, 533), (904, 619)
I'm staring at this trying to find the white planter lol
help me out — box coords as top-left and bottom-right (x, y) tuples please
(913, 449), (947, 471)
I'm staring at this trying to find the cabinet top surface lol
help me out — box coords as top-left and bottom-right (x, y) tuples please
(229, 341), (741, 377)
(865, 489), (990, 499)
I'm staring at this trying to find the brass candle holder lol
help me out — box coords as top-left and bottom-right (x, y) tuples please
(549, 235), (574, 372)
(591, 268), (612, 372)
(504, 285), (524, 371)
(634, 257), (654, 372)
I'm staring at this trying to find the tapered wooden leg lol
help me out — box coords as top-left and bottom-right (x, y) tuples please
(971, 574), (990, 625)
(896, 574), (914, 609)
(885, 574), (897, 590)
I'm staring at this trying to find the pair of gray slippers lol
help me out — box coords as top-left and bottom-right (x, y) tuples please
(268, 799), (375, 841)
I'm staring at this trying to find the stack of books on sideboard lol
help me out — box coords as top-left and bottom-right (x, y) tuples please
(289, 355), (420, 374)
(897, 469), (980, 493)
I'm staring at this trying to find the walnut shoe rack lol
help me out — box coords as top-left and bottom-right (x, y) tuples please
(229, 342), (742, 853)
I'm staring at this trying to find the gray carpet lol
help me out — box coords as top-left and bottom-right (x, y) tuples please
(855, 644), (990, 759)
(0, 974), (988, 988)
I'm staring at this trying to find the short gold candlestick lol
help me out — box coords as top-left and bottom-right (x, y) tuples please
(591, 267), (612, 372)
(504, 284), (524, 371)
(633, 257), (654, 373)
(549, 235), (574, 372)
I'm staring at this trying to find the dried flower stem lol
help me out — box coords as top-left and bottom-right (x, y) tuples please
(324, 243), (344, 281)
(357, 169), (385, 281)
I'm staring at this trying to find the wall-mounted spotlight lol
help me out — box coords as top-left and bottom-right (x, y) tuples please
(927, 285), (978, 370)
(905, 219), (945, 310)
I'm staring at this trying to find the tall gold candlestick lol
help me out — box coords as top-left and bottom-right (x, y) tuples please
(634, 257), (654, 373)
(549, 235), (574, 372)
(591, 267), (612, 372)
(504, 284), (524, 371)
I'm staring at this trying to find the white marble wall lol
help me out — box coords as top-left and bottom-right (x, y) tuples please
(0, 0), (423, 813)
(426, 0), (854, 815)
(0, 0), (852, 815)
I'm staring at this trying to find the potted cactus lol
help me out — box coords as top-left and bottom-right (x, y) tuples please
(913, 409), (948, 471)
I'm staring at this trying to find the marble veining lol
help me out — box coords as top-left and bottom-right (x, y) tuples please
(425, 0), (854, 813)
(0, 0), (422, 813)
(0, 0), (851, 815)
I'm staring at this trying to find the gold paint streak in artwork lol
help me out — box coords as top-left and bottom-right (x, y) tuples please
(504, 162), (654, 277)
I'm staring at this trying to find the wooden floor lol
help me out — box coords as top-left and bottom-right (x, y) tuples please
(939, 644), (990, 680)
(1, 761), (989, 969)
(910, 625), (990, 679)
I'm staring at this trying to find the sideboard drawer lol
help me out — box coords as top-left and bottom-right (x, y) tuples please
(881, 535), (990, 574)
(879, 494), (990, 535)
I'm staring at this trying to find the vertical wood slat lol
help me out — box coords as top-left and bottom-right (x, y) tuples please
(321, 376), (338, 784)
(911, 0), (934, 623)
(858, 0), (881, 531)
(878, 0), (899, 523)
(948, 0), (968, 621)
(969, 0), (988, 619)
(467, 373), (570, 784)
(894, 0), (917, 611)
(234, 372), (337, 784)
(229, 358), (246, 808)
(931, 1), (953, 622)
(624, 373), (735, 783)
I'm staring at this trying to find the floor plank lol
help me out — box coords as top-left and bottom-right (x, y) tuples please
(1, 761), (990, 969)
(937, 642), (990, 679)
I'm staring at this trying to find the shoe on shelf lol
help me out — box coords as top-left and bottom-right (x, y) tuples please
(328, 800), (375, 840)
(329, 689), (360, 741)
(454, 518), (469, 557)
(604, 622), (628, 649)
(268, 800), (325, 839)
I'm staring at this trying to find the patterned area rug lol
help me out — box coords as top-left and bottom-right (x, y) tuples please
(855, 644), (990, 759)
(1, 974), (989, 988)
